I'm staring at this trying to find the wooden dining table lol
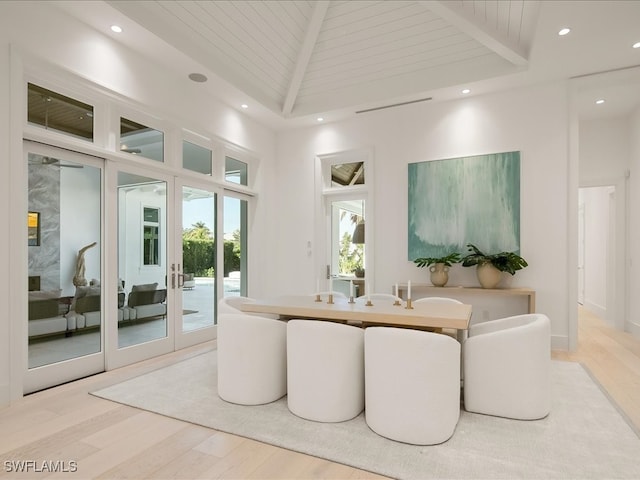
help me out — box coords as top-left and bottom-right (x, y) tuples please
(238, 295), (472, 331)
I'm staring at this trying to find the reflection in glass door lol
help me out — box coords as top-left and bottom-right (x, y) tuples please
(28, 152), (102, 367)
(329, 198), (365, 297)
(223, 195), (248, 300)
(181, 186), (216, 333)
(117, 172), (168, 348)
(25, 146), (104, 394)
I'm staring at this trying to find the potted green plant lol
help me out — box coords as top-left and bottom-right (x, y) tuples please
(461, 243), (528, 288)
(413, 252), (461, 287)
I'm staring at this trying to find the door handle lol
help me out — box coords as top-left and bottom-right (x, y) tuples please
(177, 273), (184, 288)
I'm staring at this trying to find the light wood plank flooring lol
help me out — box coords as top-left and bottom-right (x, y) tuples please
(1, 307), (639, 479)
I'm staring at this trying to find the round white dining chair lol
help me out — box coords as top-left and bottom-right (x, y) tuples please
(287, 319), (364, 422)
(217, 313), (287, 405)
(463, 313), (551, 420)
(365, 326), (461, 445)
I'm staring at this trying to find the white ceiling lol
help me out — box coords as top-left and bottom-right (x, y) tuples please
(56, 0), (640, 129)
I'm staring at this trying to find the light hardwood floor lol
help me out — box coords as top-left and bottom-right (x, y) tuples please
(1, 307), (639, 480)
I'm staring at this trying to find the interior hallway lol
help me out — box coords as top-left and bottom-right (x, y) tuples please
(1, 308), (638, 479)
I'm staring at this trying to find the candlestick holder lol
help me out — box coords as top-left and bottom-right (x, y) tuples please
(365, 299), (373, 307)
(393, 299), (402, 306)
(327, 294), (334, 305)
(348, 296), (355, 304)
(315, 294), (322, 302)
(405, 298), (414, 310)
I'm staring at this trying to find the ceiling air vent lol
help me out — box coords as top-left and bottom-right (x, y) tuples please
(356, 97), (433, 114)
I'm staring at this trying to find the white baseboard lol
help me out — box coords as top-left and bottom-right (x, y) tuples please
(0, 384), (10, 409)
(626, 321), (640, 338)
(583, 301), (607, 322)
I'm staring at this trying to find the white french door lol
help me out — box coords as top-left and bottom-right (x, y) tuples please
(174, 179), (219, 350)
(24, 147), (223, 389)
(24, 142), (106, 393)
(106, 165), (175, 369)
(324, 194), (367, 297)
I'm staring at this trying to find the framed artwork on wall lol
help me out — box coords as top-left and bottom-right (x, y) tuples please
(408, 151), (521, 260)
(28, 211), (40, 246)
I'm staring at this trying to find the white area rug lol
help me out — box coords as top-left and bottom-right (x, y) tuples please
(91, 351), (640, 480)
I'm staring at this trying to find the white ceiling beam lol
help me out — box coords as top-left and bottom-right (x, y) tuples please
(423, 1), (529, 67)
(282, 0), (330, 116)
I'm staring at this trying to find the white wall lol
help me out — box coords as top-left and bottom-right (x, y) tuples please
(118, 188), (167, 290)
(579, 118), (630, 184)
(60, 165), (102, 296)
(629, 107), (640, 336)
(0, 27), (13, 409)
(274, 83), (572, 348)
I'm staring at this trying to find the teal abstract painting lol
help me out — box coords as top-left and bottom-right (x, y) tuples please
(408, 151), (520, 260)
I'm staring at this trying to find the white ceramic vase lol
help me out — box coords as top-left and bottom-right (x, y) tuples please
(476, 262), (502, 289)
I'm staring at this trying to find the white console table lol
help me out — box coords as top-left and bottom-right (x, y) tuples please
(396, 283), (536, 314)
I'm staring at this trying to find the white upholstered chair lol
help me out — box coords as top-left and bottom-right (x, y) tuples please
(218, 295), (278, 319)
(355, 293), (401, 303)
(413, 296), (463, 339)
(313, 291), (347, 300)
(364, 326), (461, 445)
(414, 296), (462, 304)
(463, 313), (551, 420)
(217, 313), (287, 405)
(287, 319), (364, 422)
(217, 296), (255, 315)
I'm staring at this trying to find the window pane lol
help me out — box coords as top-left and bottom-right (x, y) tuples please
(223, 196), (247, 298)
(144, 207), (159, 223)
(183, 141), (212, 175)
(120, 117), (164, 162)
(225, 157), (248, 186)
(27, 83), (94, 141)
(27, 152), (101, 368)
(331, 161), (365, 186)
(331, 199), (365, 276)
(143, 225), (159, 265)
(182, 186), (217, 331)
(117, 173), (167, 348)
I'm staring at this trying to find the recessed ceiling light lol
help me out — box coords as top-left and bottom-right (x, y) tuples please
(110, 25), (123, 33)
(188, 73), (208, 83)
(633, 42), (640, 49)
(558, 27), (571, 36)
(241, 104), (248, 109)
(596, 99), (605, 105)
(317, 117), (324, 122)
(462, 88), (471, 94)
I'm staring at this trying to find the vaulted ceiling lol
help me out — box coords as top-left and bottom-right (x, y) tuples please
(58, 0), (640, 128)
(108, 0), (538, 118)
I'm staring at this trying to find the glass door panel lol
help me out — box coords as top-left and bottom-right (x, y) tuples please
(181, 185), (217, 333)
(329, 198), (365, 297)
(117, 172), (168, 348)
(25, 144), (104, 394)
(223, 196), (248, 300)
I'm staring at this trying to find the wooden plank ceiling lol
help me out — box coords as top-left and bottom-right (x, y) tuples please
(108, 0), (539, 118)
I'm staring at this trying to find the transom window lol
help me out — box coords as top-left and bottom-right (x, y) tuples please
(120, 117), (164, 162)
(27, 83), (94, 141)
(225, 156), (248, 186)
